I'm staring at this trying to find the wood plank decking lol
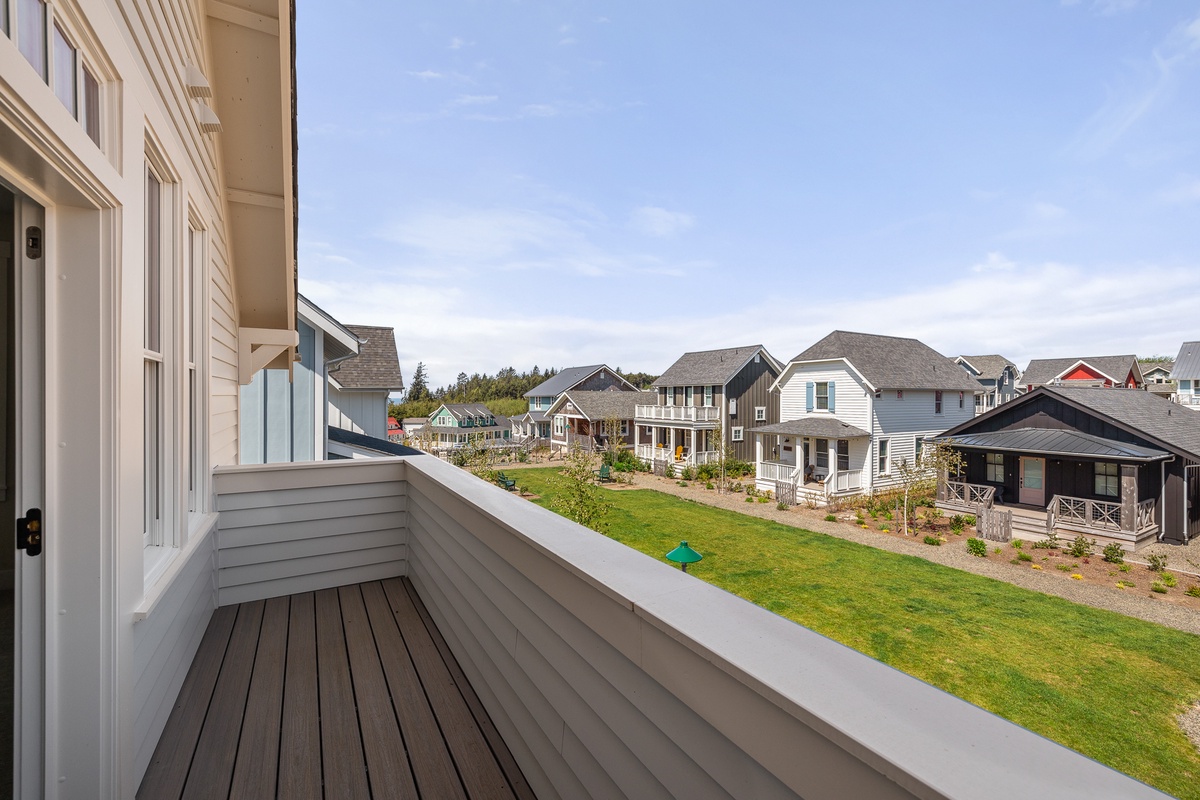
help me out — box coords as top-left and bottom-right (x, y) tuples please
(138, 578), (535, 800)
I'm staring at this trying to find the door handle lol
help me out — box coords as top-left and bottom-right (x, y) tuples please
(17, 508), (42, 557)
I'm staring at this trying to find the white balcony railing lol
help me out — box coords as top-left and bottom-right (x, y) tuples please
(182, 457), (1163, 800)
(637, 443), (720, 466)
(635, 404), (720, 423)
(757, 460), (799, 483)
(831, 469), (864, 493)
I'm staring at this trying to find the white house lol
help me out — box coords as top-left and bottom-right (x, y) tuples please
(755, 331), (980, 501)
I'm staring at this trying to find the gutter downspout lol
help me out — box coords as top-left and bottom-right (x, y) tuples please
(1158, 455), (1176, 542)
(1185, 463), (1199, 545)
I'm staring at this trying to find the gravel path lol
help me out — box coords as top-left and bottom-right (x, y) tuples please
(608, 472), (1200, 637)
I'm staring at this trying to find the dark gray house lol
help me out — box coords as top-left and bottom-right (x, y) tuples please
(636, 345), (783, 465)
(955, 355), (1020, 414)
(938, 386), (1200, 549)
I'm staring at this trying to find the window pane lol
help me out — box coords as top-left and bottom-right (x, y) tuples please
(145, 169), (160, 351)
(18, 0), (46, 78)
(81, 64), (100, 144)
(52, 22), (75, 114)
(144, 360), (160, 543)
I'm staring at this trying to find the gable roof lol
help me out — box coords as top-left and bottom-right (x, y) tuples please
(523, 365), (634, 397)
(786, 331), (980, 392)
(548, 390), (641, 421)
(1171, 342), (1200, 379)
(943, 386), (1200, 462)
(433, 403), (495, 421)
(955, 355), (1018, 382)
(330, 325), (405, 390)
(1020, 355), (1140, 388)
(651, 345), (782, 388)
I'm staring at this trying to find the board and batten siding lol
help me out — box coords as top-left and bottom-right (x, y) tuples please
(726, 356), (781, 462)
(329, 387), (390, 439)
(778, 365), (872, 431)
(212, 460), (408, 605)
(131, 524), (218, 784)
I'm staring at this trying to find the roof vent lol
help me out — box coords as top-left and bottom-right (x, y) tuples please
(185, 62), (212, 98)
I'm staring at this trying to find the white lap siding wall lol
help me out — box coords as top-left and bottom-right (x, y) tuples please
(872, 389), (974, 490)
(777, 364), (872, 431)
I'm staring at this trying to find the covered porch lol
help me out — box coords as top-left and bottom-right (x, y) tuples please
(634, 424), (720, 467)
(752, 419), (871, 502)
(937, 428), (1168, 550)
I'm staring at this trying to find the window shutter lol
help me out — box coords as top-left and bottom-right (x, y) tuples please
(806, 381), (814, 412)
(828, 382), (836, 413)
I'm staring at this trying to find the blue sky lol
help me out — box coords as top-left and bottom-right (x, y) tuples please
(296, 1), (1200, 390)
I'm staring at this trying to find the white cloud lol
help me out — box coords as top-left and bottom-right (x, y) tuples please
(407, 70), (444, 80)
(1031, 202), (1067, 220)
(971, 252), (1016, 273)
(1159, 178), (1200, 204)
(631, 206), (695, 237)
(520, 104), (559, 118)
(559, 37), (578, 47)
(452, 94), (499, 106)
(449, 37), (467, 50)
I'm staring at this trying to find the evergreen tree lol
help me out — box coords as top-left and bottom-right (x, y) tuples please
(407, 362), (430, 402)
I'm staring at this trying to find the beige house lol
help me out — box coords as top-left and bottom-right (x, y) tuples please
(0, 1), (1165, 798)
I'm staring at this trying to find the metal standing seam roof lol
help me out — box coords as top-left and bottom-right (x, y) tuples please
(788, 331), (981, 392)
(939, 428), (1170, 461)
(751, 418), (871, 439)
(651, 345), (782, 388)
(1171, 342), (1200, 379)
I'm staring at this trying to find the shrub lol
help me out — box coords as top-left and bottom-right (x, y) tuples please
(880, 525), (890, 532)
(1056, 563), (1074, 572)
(677, 481), (689, 488)
(777, 502), (788, 511)
(1116, 580), (1134, 590)
(1033, 530), (1060, 550)
(696, 463), (716, 481)
(1067, 535), (1094, 558)
(706, 481), (715, 490)
(1011, 539), (1023, 550)
(1146, 553), (1168, 572)
(963, 514), (977, 527)
(724, 458), (754, 478)
(745, 496), (754, 503)
(1102, 543), (1124, 564)
(1151, 582), (1167, 594)
(1017, 552), (1033, 562)
(664, 463), (676, 479)
(1161, 572), (1177, 588)
(923, 535), (942, 546)
(824, 514), (837, 522)
(1119, 563), (1132, 573)
(757, 496), (770, 504)
(993, 547), (1002, 554)
(729, 481), (744, 493)
(680, 466), (696, 482)
(1185, 585), (1200, 598)
(966, 538), (987, 557)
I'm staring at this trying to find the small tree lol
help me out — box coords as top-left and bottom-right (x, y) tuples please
(707, 419), (736, 494)
(550, 446), (611, 531)
(895, 439), (964, 536)
(600, 415), (627, 464)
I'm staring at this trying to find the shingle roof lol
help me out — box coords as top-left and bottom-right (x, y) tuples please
(652, 345), (781, 388)
(437, 403), (494, 421)
(956, 355), (1018, 382)
(1171, 342), (1200, 379)
(1021, 355), (1138, 388)
(551, 390), (641, 420)
(330, 326), (405, 390)
(752, 418), (871, 439)
(1041, 386), (1200, 461)
(523, 365), (627, 397)
(945, 428), (1169, 461)
(788, 331), (981, 392)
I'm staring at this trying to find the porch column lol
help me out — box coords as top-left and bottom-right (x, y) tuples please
(756, 435), (763, 466)
(1120, 464), (1138, 531)
(634, 423), (640, 450)
(690, 429), (697, 463)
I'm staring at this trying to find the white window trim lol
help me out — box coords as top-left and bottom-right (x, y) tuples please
(704, 385), (713, 407)
(754, 406), (766, 422)
(731, 426), (744, 442)
(878, 438), (890, 475)
(729, 397), (737, 416)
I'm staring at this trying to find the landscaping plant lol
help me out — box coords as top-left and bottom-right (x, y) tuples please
(1102, 542), (1125, 564)
(966, 537), (987, 557)
(1146, 553), (1168, 572)
(1067, 534), (1094, 559)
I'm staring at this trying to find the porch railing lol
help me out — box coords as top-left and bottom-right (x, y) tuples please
(1136, 498), (1157, 532)
(831, 469), (864, 493)
(757, 460), (799, 483)
(1048, 495), (1124, 533)
(635, 404), (720, 423)
(637, 443), (719, 466)
(943, 480), (996, 509)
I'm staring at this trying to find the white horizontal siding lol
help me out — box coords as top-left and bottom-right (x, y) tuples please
(871, 390), (974, 489)
(131, 527), (217, 784)
(212, 460), (407, 605)
(778, 365), (871, 431)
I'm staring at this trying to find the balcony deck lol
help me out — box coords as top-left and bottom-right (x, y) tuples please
(137, 577), (533, 800)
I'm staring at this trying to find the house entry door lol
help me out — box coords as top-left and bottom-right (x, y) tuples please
(1, 184), (45, 800)
(1019, 456), (1045, 507)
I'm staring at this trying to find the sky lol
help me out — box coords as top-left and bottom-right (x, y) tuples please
(295, 1), (1200, 391)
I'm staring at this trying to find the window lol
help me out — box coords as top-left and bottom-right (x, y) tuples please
(915, 437), (924, 463)
(704, 385), (713, 407)
(185, 224), (205, 512)
(878, 439), (889, 474)
(959, 391), (964, 409)
(554, 415), (564, 435)
(754, 406), (766, 422)
(731, 426), (744, 442)
(986, 453), (1003, 483)
(815, 382), (830, 410)
(729, 398), (737, 415)
(754, 354), (760, 364)
(686, 386), (694, 406)
(18, 0), (47, 78)
(935, 390), (943, 414)
(81, 63), (99, 144)
(836, 440), (849, 471)
(52, 22), (75, 114)
(816, 439), (829, 469)
(144, 167), (163, 550)
(897, 390), (903, 400)
(11, 0), (102, 144)
(1095, 462), (1119, 497)
(665, 388), (673, 406)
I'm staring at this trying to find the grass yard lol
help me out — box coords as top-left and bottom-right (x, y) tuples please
(514, 468), (1200, 799)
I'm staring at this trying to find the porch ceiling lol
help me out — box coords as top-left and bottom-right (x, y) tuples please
(753, 418), (870, 438)
(940, 427), (1170, 461)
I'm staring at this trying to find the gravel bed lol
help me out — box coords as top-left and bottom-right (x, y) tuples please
(615, 472), (1200, 637)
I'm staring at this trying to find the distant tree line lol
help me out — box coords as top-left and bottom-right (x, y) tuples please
(390, 363), (657, 421)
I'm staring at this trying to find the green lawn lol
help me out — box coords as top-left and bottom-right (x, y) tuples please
(515, 468), (1200, 799)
